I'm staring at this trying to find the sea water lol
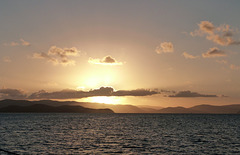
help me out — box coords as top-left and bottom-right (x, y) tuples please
(0, 113), (240, 154)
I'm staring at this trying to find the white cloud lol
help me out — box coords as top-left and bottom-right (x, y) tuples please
(33, 46), (80, 66)
(156, 42), (174, 54)
(182, 52), (198, 59)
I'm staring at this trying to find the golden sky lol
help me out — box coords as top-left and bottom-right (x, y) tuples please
(0, 1), (240, 107)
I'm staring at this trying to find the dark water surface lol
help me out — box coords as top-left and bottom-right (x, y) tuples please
(0, 114), (240, 154)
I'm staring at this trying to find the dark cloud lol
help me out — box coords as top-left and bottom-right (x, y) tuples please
(113, 89), (158, 96)
(202, 47), (226, 58)
(88, 55), (123, 65)
(102, 56), (116, 63)
(0, 88), (27, 99)
(33, 46), (80, 66)
(28, 87), (158, 99)
(169, 90), (217, 98)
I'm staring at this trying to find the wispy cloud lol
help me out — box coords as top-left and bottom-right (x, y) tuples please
(202, 47), (226, 58)
(230, 64), (240, 70)
(33, 46), (80, 66)
(156, 42), (174, 54)
(3, 39), (30, 47)
(88, 55), (123, 65)
(191, 21), (240, 46)
(216, 60), (228, 65)
(20, 39), (30, 46)
(3, 57), (12, 63)
(215, 60), (240, 71)
(182, 52), (198, 59)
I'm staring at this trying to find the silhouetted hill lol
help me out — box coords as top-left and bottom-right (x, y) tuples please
(0, 99), (85, 108)
(78, 103), (147, 113)
(0, 104), (114, 113)
(158, 104), (240, 114)
(0, 99), (150, 113)
(190, 104), (240, 114)
(158, 107), (201, 113)
(0, 99), (33, 108)
(1, 99), (240, 114)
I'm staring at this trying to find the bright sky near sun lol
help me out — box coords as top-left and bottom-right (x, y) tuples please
(0, 0), (240, 106)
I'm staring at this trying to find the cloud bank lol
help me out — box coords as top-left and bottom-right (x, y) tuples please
(28, 87), (158, 99)
(169, 90), (217, 98)
(88, 55), (123, 65)
(0, 88), (27, 99)
(191, 21), (240, 46)
(33, 46), (80, 66)
(156, 42), (174, 54)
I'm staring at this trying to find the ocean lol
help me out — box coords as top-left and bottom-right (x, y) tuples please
(0, 113), (240, 154)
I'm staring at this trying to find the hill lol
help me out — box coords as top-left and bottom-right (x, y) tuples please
(158, 106), (201, 113)
(1, 99), (240, 114)
(190, 104), (240, 114)
(0, 104), (114, 113)
(0, 99), (155, 113)
(158, 104), (240, 114)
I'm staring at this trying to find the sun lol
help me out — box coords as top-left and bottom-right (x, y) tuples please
(80, 96), (124, 105)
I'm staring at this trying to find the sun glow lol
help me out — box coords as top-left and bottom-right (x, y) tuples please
(80, 96), (124, 105)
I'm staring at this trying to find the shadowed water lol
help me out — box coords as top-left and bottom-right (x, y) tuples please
(0, 114), (240, 154)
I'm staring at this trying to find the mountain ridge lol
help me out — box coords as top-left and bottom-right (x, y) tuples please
(1, 99), (240, 114)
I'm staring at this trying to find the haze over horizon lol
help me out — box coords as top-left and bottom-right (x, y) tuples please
(1, 0), (240, 107)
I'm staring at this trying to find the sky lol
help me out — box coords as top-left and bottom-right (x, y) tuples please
(0, 0), (240, 107)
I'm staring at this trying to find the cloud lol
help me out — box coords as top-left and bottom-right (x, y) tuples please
(28, 87), (158, 99)
(3, 39), (30, 46)
(33, 46), (80, 66)
(182, 52), (198, 59)
(20, 39), (30, 46)
(3, 57), (12, 63)
(199, 21), (215, 34)
(216, 60), (228, 64)
(191, 21), (240, 46)
(202, 47), (226, 58)
(169, 90), (217, 97)
(230, 64), (240, 70)
(113, 89), (158, 96)
(88, 55), (123, 65)
(156, 42), (174, 54)
(0, 88), (27, 99)
(206, 34), (238, 46)
(215, 60), (240, 71)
